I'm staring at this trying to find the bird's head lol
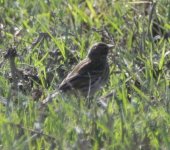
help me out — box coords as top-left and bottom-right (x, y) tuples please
(88, 42), (114, 60)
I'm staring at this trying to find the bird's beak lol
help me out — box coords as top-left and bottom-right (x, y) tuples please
(107, 44), (114, 49)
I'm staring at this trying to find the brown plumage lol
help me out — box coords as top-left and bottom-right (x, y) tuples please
(59, 42), (113, 97)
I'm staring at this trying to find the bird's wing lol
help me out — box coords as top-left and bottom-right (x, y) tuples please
(65, 58), (91, 80)
(59, 58), (103, 91)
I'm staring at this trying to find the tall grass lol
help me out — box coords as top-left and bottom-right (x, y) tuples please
(0, 0), (170, 149)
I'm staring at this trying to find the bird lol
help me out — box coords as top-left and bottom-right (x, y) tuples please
(58, 42), (114, 98)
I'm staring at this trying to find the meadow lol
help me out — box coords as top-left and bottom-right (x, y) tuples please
(0, 0), (170, 149)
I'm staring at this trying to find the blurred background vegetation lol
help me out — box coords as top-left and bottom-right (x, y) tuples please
(0, 0), (170, 149)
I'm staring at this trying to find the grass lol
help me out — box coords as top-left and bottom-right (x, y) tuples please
(0, 0), (170, 149)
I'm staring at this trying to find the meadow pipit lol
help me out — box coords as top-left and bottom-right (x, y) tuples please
(59, 42), (113, 97)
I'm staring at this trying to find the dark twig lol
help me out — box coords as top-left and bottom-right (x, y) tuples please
(4, 47), (20, 88)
